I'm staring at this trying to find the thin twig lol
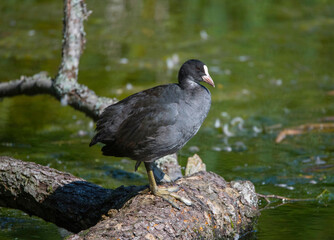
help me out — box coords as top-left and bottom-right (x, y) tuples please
(276, 123), (334, 143)
(257, 193), (315, 210)
(259, 202), (286, 211)
(257, 193), (314, 202)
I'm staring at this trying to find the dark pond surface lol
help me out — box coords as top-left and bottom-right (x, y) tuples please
(0, 0), (334, 239)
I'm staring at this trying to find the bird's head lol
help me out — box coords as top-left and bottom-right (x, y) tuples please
(178, 59), (215, 88)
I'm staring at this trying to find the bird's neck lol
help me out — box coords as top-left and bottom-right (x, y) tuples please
(179, 76), (201, 89)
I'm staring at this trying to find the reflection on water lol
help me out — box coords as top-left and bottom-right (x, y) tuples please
(0, 0), (334, 239)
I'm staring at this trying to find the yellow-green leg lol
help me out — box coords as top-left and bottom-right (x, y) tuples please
(144, 162), (192, 209)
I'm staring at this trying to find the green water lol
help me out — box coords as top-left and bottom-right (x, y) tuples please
(1, 0), (334, 239)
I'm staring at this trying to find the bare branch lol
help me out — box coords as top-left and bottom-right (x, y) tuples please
(257, 193), (314, 211)
(0, 0), (116, 120)
(52, 0), (116, 120)
(53, 0), (89, 93)
(0, 72), (53, 97)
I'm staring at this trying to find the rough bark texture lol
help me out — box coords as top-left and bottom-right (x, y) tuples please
(154, 153), (183, 182)
(185, 154), (206, 176)
(70, 174), (258, 240)
(0, 72), (53, 97)
(0, 156), (259, 239)
(52, 0), (115, 120)
(0, 156), (145, 233)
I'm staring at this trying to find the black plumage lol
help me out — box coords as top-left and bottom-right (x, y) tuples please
(90, 59), (214, 208)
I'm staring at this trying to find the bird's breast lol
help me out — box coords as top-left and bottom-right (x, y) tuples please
(178, 87), (211, 136)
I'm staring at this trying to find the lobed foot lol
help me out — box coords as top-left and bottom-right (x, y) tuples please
(144, 162), (191, 209)
(151, 186), (192, 210)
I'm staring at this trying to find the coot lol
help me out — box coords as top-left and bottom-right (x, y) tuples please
(90, 59), (214, 208)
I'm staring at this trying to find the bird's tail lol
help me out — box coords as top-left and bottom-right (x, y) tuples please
(89, 135), (98, 147)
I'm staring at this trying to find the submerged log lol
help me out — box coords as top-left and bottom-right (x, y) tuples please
(0, 156), (259, 239)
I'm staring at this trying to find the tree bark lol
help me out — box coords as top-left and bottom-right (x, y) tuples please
(0, 156), (143, 233)
(0, 156), (259, 239)
(0, 72), (53, 97)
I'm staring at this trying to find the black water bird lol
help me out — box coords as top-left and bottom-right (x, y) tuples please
(90, 59), (214, 208)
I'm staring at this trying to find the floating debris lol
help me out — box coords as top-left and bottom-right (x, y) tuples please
(105, 65), (111, 71)
(276, 123), (334, 143)
(327, 90), (334, 96)
(77, 130), (87, 137)
(188, 146), (200, 153)
(166, 54), (179, 70)
(125, 83), (133, 90)
(119, 58), (129, 64)
(269, 78), (283, 86)
(200, 30), (209, 40)
(221, 112), (230, 118)
(223, 146), (232, 152)
(231, 116), (245, 131)
(28, 29), (36, 36)
(222, 137), (229, 145)
(120, 158), (131, 164)
(302, 158), (312, 163)
(275, 183), (294, 190)
(241, 89), (250, 95)
(75, 120), (83, 125)
(224, 69), (231, 75)
(213, 146), (232, 152)
(238, 55), (250, 62)
(214, 118), (221, 128)
(320, 116), (334, 122)
(265, 124), (282, 131)
(116, 89), (123, 95)
(210, 66), (222, 74)
(212, 146), (222, 152)
(223, 123), (234, 137)
(232, 141), (247, 152)
(253, 126), (262, 133)
(315, 156), (326, 165)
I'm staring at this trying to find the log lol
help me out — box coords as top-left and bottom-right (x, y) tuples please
(0, 156), (259, 239)
(0, 156), (144, 233)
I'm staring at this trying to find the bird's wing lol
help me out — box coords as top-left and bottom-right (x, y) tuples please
(114, 89), (180, 149)
(117, 102), (179, 143)
(90, 84), (180, 148)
